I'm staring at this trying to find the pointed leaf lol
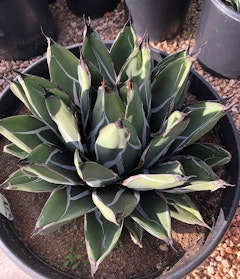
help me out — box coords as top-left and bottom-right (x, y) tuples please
(123, 173), (188, 191)
(34, 185), (95, 234)
(3, 143), (28, 159)
(165, 193), (210, 228)
(124, 217), (143, 248)
(131, 191), (172, 244)
(46, 95), (83, 152)
(85, 210), (123, 276)
(147, 161), (184, 175)
(92, 187), (140, 225)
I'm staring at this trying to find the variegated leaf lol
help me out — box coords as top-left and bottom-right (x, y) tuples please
(75, 161), (119, 188)
(124, 216), (143, 248)
(85, 210), (123, 277)
(47, 38), (80, 106)
(150, 56), (192, 133)
(89, 85), (124, 152)
(3, 143), (28, 159)
(169, 102), (228, 154)
(124, 80), (150, 147)
(181, 143), (231, 167)
(119, 36), (152, 116)
(131, 191), (172, 244)
(95, 119), (141, 175)
(110, 23), (137, 75)
(2, 169), (57, 192)
(0, 115), (61, 153)
(146, 161), (184, 175)
(92, 187), (140, 226)
(140, 111), (189, 168)
(164, 193), (210, 228)
(46, 95), (84, 152)
(33, 185), (95, 235)
(82, 23), (116, 87)
(123, 173), (188, 191)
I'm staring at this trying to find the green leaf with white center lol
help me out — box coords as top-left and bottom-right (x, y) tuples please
(3, 143), (28, 159)
(131, 191), (172, 244)
(47, 39), (80, 106)
(33, 185), (95, 235)
(85, 210), (123, 277)
(164, 193), (210, 228)
(82, 23), (116, 87)
(75, 161), (119, 188)
(0, 115), (60, 154)
(124, 81), (150, 147)
(92, 187), (140, 226)
(181, 143), (232, 167)
(78, 56), (91, 130)
(95, 119), (141, 175)
(124, 217), (143, 248)
(169, 102), (228, 154)
(89, 85), (125, 152)
(46, 95), (83, 153)
(123, 173), (188, 191)
(2, 169), (57, 192)
(150, 56), (192, 133)
(110, 23), (137, 75)
(140, 111), (190, 168)
(119, 37), (152, 116)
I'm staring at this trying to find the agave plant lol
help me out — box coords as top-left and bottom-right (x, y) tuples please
(0, 22), (232, 276)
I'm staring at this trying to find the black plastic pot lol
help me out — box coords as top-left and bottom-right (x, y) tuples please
(0, 0), (57, 60)
(124, 0), (191, 42)
(194, 0), (240, 79)
(0, 45), (240, 279)
(66, 0), (120, 19)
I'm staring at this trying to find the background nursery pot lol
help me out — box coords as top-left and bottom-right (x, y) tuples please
(0, 0), (57, 60)
(194, 0), (240, 79)
(124, 0), (191, 41)
(0, 43), (239, 279)
(66, 0), (120, 19)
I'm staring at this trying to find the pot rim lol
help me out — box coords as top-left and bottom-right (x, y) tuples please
(0, 43), (240, 279)
(211, 0), (240, 20)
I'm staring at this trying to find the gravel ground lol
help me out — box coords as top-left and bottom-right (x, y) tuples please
(0, 0), (239, 278)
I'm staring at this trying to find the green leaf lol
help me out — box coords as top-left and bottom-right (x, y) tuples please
(119, 36), (152, 116)
(110, 23), (137, 75)
(33, 185), (95, 235)
(124, 81), (150, 147)
(164, 193), (210, 228)
(85, 210), (123, 276)
(46, 95), (83, 152)
(75, 161), (119, 188)
(131, 191), (172, 244)
(95, 120), (141, 175)
(150, 56), (192, 133)
(140, 111), (190, 168)
(170, 102), (228, 154)
(82, 23), (116, 87)
(47, 39), (80, 106)
(181, 143), (232, 167)
(3, 143), (28, 159)
(1, 169), (57, 192)
(124, 217), (143, 248)
(0, 115), (60, 154)
(147, 161), (184, 175)
(123, 173), (188, 191)
(92, 187), (140, 226)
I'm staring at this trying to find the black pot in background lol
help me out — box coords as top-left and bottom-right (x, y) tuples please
(0, 44), (239, 279)
(194, 0), (240, 79)
(66, 0), (120, 19)
(0, 0), (57, 60)
(124, 0), (191, 42)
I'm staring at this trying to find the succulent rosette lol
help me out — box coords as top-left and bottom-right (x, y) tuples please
(0, 22), (232, 276)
